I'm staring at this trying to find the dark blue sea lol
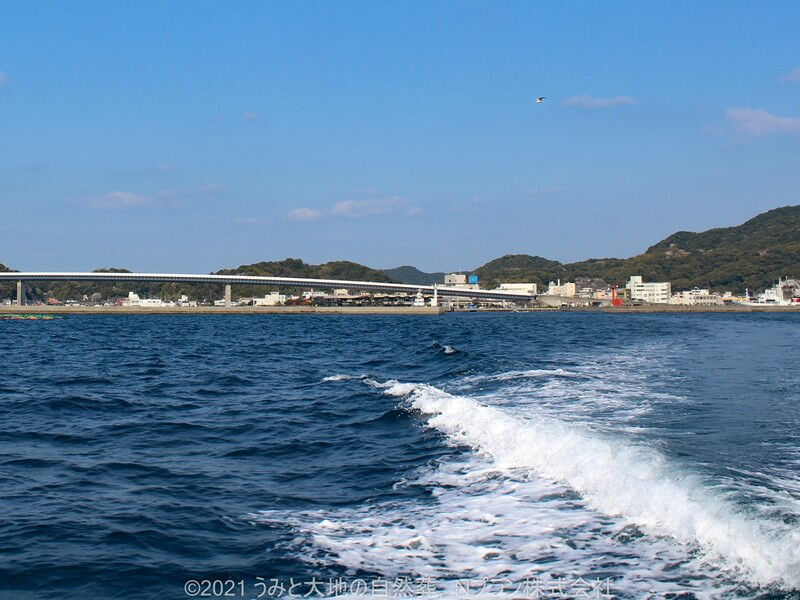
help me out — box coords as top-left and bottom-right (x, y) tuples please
(1, 313), (799, 599)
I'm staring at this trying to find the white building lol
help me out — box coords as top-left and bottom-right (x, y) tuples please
(443, 273), (479, 290)
(301, 290), (329, 300)
(626, 276), (671, 304)
(495, 282), (538, 295)
(254, 292), (287, 306)
(176, 294), (198, 307)
(444, 273), (467, 285)
(670, 288), (723, 306)
(121, 292), (173, 307)
(547, 280), (577, 297)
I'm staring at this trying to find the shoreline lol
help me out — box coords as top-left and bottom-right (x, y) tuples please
(2, 305), (798, 315)
(0, 305), (446, 315)
(579, 305), (800, 313)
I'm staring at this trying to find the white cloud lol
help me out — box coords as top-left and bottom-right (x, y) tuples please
(0, 72), (7, 87)
(330, 196), (420, 219)
(287, 208), (324, 222)
(562, 95), (638, 108)
(287, 194), (421, 223)
(243, 111), (258, 121)
(725, 107), (800, 137)
(84, 191), (151, 210)
(781, 67), (800, 83)
(198, 182), (224, 193)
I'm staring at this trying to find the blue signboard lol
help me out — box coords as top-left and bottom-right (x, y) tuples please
(468, 275), (478, 284)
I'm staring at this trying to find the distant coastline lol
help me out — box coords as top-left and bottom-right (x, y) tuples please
(2, 305), (798, 316)
(0, 305), (445, 315)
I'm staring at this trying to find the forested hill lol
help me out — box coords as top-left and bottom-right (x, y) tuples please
(215, 258), (396, 282)
(381, 265), (445, 285)
(474, 205), (800, 292)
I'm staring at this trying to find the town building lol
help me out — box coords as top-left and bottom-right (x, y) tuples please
(670, 288), (723, 306)
(444, 273), (467, 286)
(547, 280), (577, 297)
(121, 292), (173, 307)
(252, 292), (287, 306)
(626, 276), (671, 304)
(495, 282), (538, 295)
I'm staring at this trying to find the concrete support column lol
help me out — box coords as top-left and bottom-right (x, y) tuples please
(224, 284), (232, 307)
(16, 281), (25, 306)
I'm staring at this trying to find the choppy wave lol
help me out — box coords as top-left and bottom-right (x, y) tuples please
(259, 376), (800, 596)
(5, 312), (800, 599)
(383, 380), (800, 590)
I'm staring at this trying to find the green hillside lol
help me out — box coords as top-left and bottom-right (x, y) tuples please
(0, 263), (15, 300)
(382, 265), (445, 285)
(475, 205), (800, 292)
(214, 258), (398, 298)
(216, 258), (395, 282)
(474, 255), (565, 289)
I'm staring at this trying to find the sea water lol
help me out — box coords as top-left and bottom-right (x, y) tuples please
(1, 313), (799, 599)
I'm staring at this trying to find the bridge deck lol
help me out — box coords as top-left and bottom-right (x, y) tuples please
(0, 272), (535, 302)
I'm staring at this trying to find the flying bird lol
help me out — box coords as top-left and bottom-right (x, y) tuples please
(536, 97), (546, 103)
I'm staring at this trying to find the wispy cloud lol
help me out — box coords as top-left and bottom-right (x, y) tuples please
(0, 72), (7, 88)
(562, 95), (638, 108)
(84, 191), (151, 210)
(242, 111), (258, 121)
(725, 107), (800, 138)
(331, 196), (420, 219)
(287, 208), (324, 222)
(781, 67), (800, 83)
(198, 182), (224, 193)
(288, 194), (421, 222)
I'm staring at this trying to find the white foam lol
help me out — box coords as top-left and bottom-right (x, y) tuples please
(248, 454), (727, 597)
(322, 374), (355, 382)
(385, 381), (800, 590)
(460, 368), (576, 384)
(450, 351), (687, 427)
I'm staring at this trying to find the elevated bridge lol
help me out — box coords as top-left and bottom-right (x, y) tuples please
(0, 272), (536, 306)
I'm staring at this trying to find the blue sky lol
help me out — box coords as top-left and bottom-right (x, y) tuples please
(1, 1), (799, 273)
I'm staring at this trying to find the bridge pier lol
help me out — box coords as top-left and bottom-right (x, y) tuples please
(224, 284), (232, 307)
(16, 281), (25, 306)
